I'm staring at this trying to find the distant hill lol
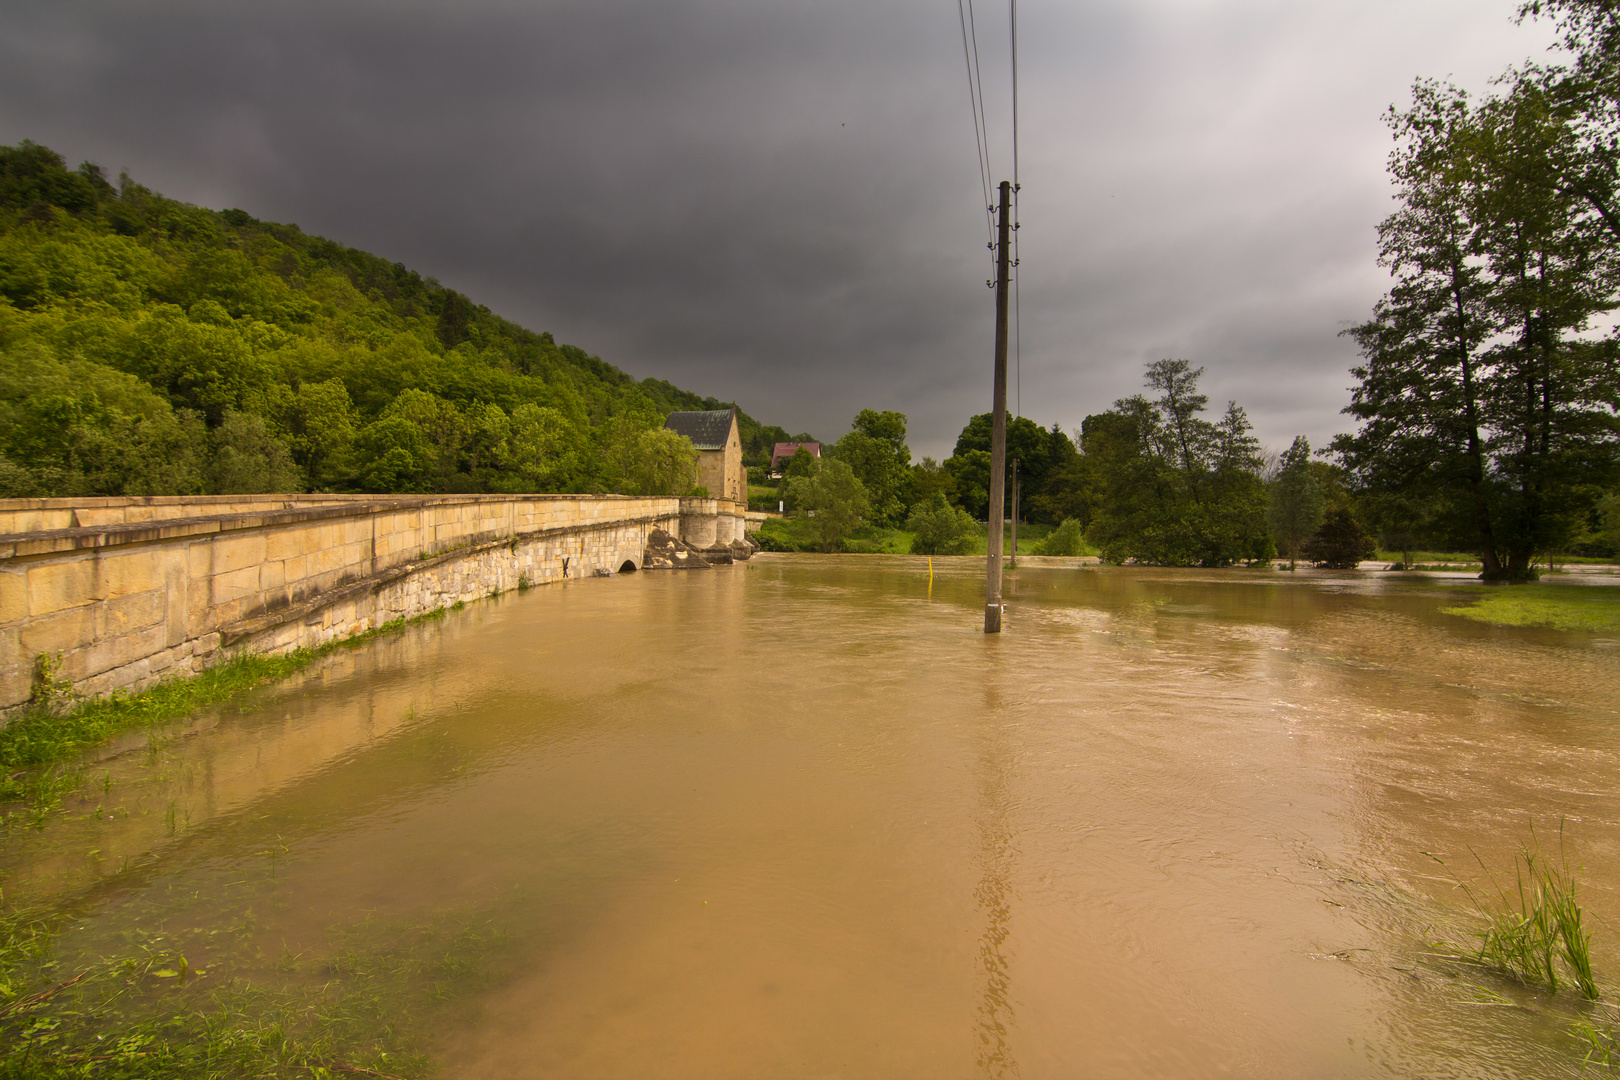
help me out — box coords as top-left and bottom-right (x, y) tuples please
(0, 140), (808, 498)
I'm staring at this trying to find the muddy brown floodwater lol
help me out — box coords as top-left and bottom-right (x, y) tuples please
(6, 555), (1620, 1078)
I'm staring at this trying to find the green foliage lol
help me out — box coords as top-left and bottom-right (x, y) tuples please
(1442, 584), (1620, 632)
(1056, 362), (1271, 566)
(909, 456), (956, 506)
(1299, 507), (1377, 569)
(1032, 517), (1087, 556)
(830, 409), (911, 526)
(1333, 65), (1620, 581)
(783, 458), (870, 552)
(1433, 829), (1598, 1001)
(1268, 436), (1325, 568)
(752, 516), (909, 554)
(778, 445), (814, 480)
(0, 141), (789, 498)
(945, 412), (1069, 520)
(630, 427), (699, 496)
(206, 410), (301, 494)
(905, 493), (979, 555)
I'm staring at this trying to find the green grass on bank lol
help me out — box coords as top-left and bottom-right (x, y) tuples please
(1376, 550), (1618, 569)
(1442, 585), (1620, 633)
(0, 609), (450, 802)
(751, 517), (1086, 556)
(753, 517), (912, 553)
(1377, 550), (1484, 566)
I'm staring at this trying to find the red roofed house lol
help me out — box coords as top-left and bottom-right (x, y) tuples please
(769, 442), (820, 477)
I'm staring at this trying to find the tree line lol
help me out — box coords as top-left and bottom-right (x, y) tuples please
(0, 141), (802, 500)
(772, 358), (1378, 566)
(788, 0), (1620, 572)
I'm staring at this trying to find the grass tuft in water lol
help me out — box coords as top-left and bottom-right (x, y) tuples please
(1575, 1005), (1620, 1071)
(1433, 827), (1599, 1001)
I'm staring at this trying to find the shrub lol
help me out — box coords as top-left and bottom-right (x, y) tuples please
(1033, 517), (1086, 556)
(906, 494), (978, 555)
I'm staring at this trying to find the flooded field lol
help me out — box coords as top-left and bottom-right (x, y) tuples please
(5, 555), (1620, 1078)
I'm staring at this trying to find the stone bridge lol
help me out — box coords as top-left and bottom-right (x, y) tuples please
(0, 494), (762, 715)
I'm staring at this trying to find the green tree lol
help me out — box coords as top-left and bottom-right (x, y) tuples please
(352, 417), (434, 492)
(783, 445), (817, 479)
(503, 403), (580, 491)
(265, 378), (357, 490)
(785, 458), (870, 552)
(949, 412), (1057, 518)
(1077, 364), (1271, 566)
(906, 493), (978, 555)
(632, 427), (699, 496)
(1300, 508), (1378, 569)
(944, 449), (991, 519)
(1267, 436), (1325, 569)
(909, 456), (957, 506)
(0, 140), (803, 500)
(1335, 78), (1620, 580)
(206, 410), (302, 493)
(832, 409), (912, 526)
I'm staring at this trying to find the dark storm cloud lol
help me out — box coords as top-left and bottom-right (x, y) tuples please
(0, 0), (1557, 457)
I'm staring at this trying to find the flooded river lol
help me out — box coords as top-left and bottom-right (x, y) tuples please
(6, 555), (1620, 1077)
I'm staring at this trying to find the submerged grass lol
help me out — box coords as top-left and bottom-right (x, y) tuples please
(0, 593), (534, 1076)
(0, 897), (516, 1079)
(1441, 584), (1620, 633)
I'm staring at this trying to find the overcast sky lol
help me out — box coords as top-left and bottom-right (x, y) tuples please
(0, 0), (1561, 459)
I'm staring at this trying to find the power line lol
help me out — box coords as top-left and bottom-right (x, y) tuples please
(1010, 0), (1021, 417)
(956, 0), (994, 262)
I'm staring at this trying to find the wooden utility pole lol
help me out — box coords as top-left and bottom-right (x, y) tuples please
(984, 180), (1012, 634)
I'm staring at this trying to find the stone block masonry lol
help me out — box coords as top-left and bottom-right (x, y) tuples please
(0, 494), (749, 717)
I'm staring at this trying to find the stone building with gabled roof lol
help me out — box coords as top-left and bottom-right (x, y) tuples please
(664, 407), (744, 503)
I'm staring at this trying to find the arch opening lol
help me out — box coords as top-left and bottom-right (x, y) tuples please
(618, 560), (638, 573)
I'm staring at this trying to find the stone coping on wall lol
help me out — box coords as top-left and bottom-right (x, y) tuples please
(214, 511), (678, 648)
(0, 494), (746, 560)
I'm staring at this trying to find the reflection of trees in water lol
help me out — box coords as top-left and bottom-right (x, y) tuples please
(975, 681), (1019, 1078)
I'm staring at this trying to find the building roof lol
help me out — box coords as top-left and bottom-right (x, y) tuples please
(770, 442), (820, 466)
(663, 408), (736, 451)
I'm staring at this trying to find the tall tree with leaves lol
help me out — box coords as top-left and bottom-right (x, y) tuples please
(1267, 436), (1324, 570)
(1335, 74), (1620, 579)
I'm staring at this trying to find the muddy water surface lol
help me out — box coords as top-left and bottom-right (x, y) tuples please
(7, 556), (1620, 1078)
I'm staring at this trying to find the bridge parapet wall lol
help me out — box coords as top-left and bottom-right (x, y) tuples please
(0, 494), (704, 716)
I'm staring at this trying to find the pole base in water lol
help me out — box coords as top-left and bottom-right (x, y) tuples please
(984, 603), (1003, 634)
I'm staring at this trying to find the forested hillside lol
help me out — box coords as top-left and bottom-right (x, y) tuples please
(0, 141), (805, 499)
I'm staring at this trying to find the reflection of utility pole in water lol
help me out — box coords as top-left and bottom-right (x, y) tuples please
(985, 180), (1012, 634)
(974, 679), (1019, 1077)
